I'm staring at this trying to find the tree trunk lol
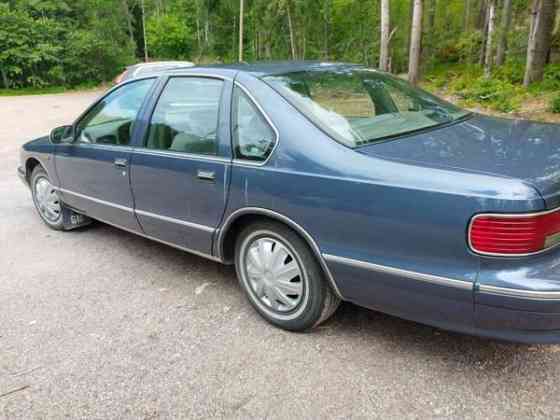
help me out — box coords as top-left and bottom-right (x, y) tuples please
(424, 0), (437, 64)
(479, 0), (490, 65)
(323, 0), (330, 59)
(0, 66), (9, 89)
(287, 1), (297, 60)
(408, 0), (423, 85)
(463, 0), (471, 32)
(524, 0), (557, 86)
(122, 0), (135, 46)
(141, 0), (148, 62)
(407, 0), (414, 57)
(496, 0), (513, 66)
(484, 0), (497, 77)
(239, 0), (244, 62)
(379, 0), (391, 71)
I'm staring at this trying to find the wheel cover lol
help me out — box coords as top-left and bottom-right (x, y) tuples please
(34, 177), (61, 223)
(244, 237), (304, 313)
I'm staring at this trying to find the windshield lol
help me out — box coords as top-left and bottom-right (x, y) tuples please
(263, 68), (470, 148)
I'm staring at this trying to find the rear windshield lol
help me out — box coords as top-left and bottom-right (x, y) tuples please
(263, 68), (470, 148)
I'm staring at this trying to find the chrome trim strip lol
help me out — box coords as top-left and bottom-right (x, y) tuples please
(478, 284), (560, 301)
(216, 207), (343, 298)
(132, 148), (230, 164)
(323, 254), (473, 291)
(57, 188), (134, 213)
(233, 82), (280, 167)
(135, 209), (215, 233)
(468, 208), (560, 258)
(168, 73), (234, 82)
(91, 215), (222, 262)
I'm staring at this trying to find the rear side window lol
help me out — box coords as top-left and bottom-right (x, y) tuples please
(145, 77), (224, 156)
(232, 86), (276, 162)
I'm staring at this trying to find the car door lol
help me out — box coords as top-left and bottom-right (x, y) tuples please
(129, 76), (232, 255)
(55, 78), (156, 232)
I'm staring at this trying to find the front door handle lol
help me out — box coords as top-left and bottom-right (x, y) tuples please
(114, 158), (128, 168)
(197, 170), (215, 181)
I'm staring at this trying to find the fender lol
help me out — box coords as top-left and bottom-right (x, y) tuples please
(215, 207), (344, 299)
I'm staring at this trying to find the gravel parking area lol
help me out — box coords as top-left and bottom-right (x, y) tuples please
(1, 90), (560, 419)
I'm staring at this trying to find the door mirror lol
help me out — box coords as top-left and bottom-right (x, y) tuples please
(49, 125), (74, 144)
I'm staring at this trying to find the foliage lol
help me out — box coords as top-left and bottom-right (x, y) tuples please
(146, 14), (194, 59)
(551, 95), (560, 114)
(0, 0), (135, 88)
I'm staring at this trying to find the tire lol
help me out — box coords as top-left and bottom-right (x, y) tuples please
(30, 166), (64, 231)
(235, 220), (340, 331)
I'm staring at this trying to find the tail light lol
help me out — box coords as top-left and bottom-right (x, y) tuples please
(469, 209), (560, 256)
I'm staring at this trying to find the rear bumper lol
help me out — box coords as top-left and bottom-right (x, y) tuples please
(475, 248), (560, 343)
(17, 166), (28, 187)
(326, 253), (560, 344)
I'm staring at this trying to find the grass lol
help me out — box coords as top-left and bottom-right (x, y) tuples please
(0, 82), (106, 96)
(421, 63), (560, 124)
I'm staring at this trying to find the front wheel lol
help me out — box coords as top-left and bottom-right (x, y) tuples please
(235, 221), (340, 331)
(30, 166), (64, 230)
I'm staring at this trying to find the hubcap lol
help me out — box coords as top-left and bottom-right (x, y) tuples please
(35, 177), (61, 223)
(244, 237), (304, 313)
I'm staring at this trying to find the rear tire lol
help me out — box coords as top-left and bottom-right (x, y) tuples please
(235, 221), (340, 331)
(30, 166), (64, 231)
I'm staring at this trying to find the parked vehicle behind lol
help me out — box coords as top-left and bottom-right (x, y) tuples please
(113, 61), (194, 84)
(18, 62), (560, 343)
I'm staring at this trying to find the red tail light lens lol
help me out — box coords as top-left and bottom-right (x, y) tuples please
(469, 210), (560, 256)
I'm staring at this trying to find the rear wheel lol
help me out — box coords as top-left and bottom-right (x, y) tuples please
(235, 221), (340, 331)
(31, 166), (64, 230)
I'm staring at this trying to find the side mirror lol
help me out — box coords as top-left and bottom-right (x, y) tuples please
(49, 125), (74, 144)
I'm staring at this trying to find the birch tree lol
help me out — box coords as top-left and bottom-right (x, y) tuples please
(379, 0), (391, 71)
(524, 0), (557, 86)
(484, 0), (496, 77)
(496, 0), (513, 66)
(408, 0), (423, 85)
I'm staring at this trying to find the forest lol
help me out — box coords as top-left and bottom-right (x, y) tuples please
(0, 0), (559, 118)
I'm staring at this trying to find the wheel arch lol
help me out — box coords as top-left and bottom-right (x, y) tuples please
(216, 207), (344, 299)
(25, 157), (43, 182)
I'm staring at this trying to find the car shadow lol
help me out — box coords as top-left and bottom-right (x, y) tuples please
(90, 222), (556, 372)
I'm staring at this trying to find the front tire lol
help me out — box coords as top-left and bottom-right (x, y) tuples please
(235, 221), (340, 331)
(30, 166), (64, 230)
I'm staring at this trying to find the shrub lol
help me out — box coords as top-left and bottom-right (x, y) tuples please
(551, 95), (560, 114)
(146, 14), (193, 60)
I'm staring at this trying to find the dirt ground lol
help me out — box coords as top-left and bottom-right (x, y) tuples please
(2, 90), (560, 419)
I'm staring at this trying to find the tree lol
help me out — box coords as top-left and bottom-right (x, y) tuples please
(379, 0), (391, 71)
(484, 0), (496, 77)
(495, 0), (513, 66)
(238, 0), (244, 61)
(524, 0), (557, 86)
(408, 0), (423, 85)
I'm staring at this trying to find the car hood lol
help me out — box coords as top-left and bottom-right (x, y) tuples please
(357, 114), (560, 208)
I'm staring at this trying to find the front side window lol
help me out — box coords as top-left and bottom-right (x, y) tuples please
(232, 86), (276, 162)
(145, 77), (224, 156)
(76, 79), (154, 146)
(263, 68), (470, 148)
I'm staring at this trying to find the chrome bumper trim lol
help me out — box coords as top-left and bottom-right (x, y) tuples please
(323, 254), (473, 290)
(478, 284), (560, 301)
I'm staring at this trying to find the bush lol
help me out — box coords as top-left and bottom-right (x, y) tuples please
(551, 95), (560, 114)
(146, 14), (193, 60)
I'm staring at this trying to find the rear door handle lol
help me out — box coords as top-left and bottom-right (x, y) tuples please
(197, 170), (215, 181)
(114, 158), (128, 168)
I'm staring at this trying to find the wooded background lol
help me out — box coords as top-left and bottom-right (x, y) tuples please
(1, 1), (559, 113)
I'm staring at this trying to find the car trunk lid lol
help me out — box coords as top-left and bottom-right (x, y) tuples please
(357, 114), (560, 208)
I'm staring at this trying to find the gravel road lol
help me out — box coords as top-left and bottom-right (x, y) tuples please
(1, 90), (560, 419)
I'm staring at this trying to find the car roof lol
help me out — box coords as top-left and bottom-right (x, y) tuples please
(164, 61), (362, 78)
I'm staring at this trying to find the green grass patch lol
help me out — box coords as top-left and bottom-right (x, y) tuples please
(0, 82), (104, 96)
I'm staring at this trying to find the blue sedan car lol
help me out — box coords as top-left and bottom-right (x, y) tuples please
(18, 62), (560, 343)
